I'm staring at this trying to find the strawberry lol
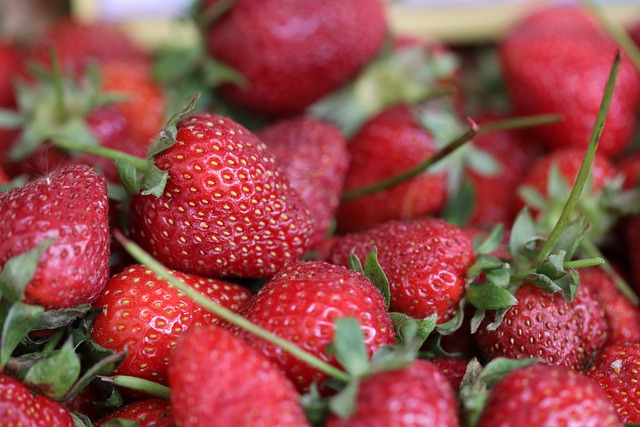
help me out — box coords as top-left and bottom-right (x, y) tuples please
(169, 325), (310, 427)
(0, 164), (110, 309)
(328, 218), (475, 323)
(91, 264), (251, 386)
(204, 0), (387, 116)
(619, 154), (640, 289)
(475, 283), (608, 371)
(324, 360), (460, 427)
(587, 341), (640, 423)
(0, 41), (22, 108)
(95, 399), (173, 427)
(129, 112), (315, 279)
(0, 373), (74, 426)
(0, 165), (8, 184)
(257, 116), (349, 245)
(233, 260), (394, 392)
(430, 357), (469, 392)
(476, 364), (622, 426)
(336, 105), (448, 233)
(499, 5), (640, 156)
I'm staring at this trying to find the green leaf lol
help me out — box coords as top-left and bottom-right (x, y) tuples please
(465, 145), (502, 176)
(469, 309), (486, 334)
(475, 224), (504, 255)
(547, 161), (570, 201)
(442, 179), (475, 227)
(71, 412), (93, 427)
(300, 384), (330, 427)
(140, 165), (169, 198)
(33, 304), (91, 331)
(116, 158), (141, 196)
(8, 125), (43, 161)
(484, 267), (511, 288)
(328, 379), (360, 419)
(549, 216), (589, 260)
(104, 385), (124, 408)
(330, 318), (370, 378)
(56, 119), (100, 147)
(23, 339), (81, 400)
(479, 357), (539, 388)
(509, 208), (538, 260)
(363, 248), (390, 309)
(63, 349), (127, 401)
(0, 301), (44, 368)
(467, 255), (507, 282)
(148, 126), (177, 159)
(536, 251), (567, 281)
(518, 186), (548, 211)
(0, 238), (55, 302)
(0, 109), (25, 129)
(348, 252), (364, 275)
(202, 57), (247, 87)
(466, 283), (517, 311)
(390, 313), (437, 345)
(484, 306), (510, 332)
(436, 298), (466, 336)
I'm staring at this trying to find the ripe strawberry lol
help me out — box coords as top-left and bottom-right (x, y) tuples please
(587, 341), (640, 423)
(499, 6), (640, 156)
(0, 164), (110, 309)
(325, 360), (460, 427)
(476, 364), (622, 427)
(329, 218), (475, 323)
(0, 373), (74, 426)
(204, 0), (387, 116)
(91, 264), (251, 386)
(95, 399), (173, 427)
(257, 117), (349, 245)
(619, 154), (640, 289)
(169, 325), (310, 427)
(129, 112), (315, 279)
(233, 260), (394, 391)
(475, 284), (607, 371)
(336, 105), (448, 233)
(430, 357), (469, 392)
(0, 41), (22, 108)
(0, 165), (8, 184)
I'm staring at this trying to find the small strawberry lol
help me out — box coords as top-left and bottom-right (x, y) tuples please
(328, 218), (475, 323)
(476, 364), (622, 426)
(0, 373), (74, 426)
(169, 325), (311, 427)
(587, 341), (640, 423)
(91, 264), (251, 386)
(95, 398), (174, 427)
(129, 112), (315, 279)
(257, 116), (349, 245)
(0, 164), (110, 309)
(233, 260), (394, 392)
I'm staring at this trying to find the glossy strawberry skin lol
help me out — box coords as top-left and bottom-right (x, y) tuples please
(0, 165), (110, 309)
(95, 399), (173, 427)
(0, 373), (74, 426)
(587, 342), (640, 423)
(91, 264), (251, 386)
(329, 218), (474, 323)
(205, 0), (387, 116)
(475, 284), (607, 371)
(336, 105), (448, 234)
(325, 360), (460, 427)
(130, 112), (315, 279)
(169, 325), (310, 427)
(233, 261), (395, 392)
(257, 117), (349, 246)
(476, 364), (622, 427)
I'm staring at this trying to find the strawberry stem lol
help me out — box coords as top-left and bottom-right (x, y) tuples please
(49, 48), (68, 123)
(476, 113), (562, 135)
(53, 138), (149, 171)
(536, 51), (621, 263)
(99, 375), (170, 399)
(113, 229), (353, 384)
(510, 257), (604, 283)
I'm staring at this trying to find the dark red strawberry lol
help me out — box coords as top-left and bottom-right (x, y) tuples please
(0, 373), (74, 426)
(169, 325), (310, 427)
(325, 360), (460, 427)
(0, 165), (8, 184)
(430, 358), (469, 392)
(129, 112), (315, 279)
(329, 218), (475, 323)
(620, 154), (640, 289)
(91, 264), (251, 386)
(233, 260), (394, 392)
(0, 41), (22, 108)
(0, 164), (110, 309)
(587, 341), (640, 423)
(95, 399), (174, 427)
(499, 6), (640, 156)
(475, 284), (607, 371)
(257, 116), (349, 245)
(476, 364), (622, 426)
(336, 105), (448, 233)
(204, 0), (387, 116)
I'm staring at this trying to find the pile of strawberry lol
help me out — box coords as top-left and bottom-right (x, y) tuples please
(3, 1), (640, 426)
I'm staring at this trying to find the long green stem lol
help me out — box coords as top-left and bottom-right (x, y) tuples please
(113, 230), (352, 384)
(476, 113), (561, 135)
(536, 51), (621, 263)
(53, 138), (149, 171)
(100, 375), (170, 399)
(510, 257), (604, 283)
(49, 48), (68, 123)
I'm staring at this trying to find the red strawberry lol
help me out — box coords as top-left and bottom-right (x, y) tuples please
(130, 112), (315, 279)
(475, 284), (607, 371)
(499, 6), (640, 156)
(476, 364), (622, 427)
(257, 116), (349, 245)
(91, 264), (251, 386)
(0, 41), (22, 108)
(233, 260), (394, 392)
(0, 165), (8, 184)
(329, 218), (475, 323)
(0, 373), (74, 426)
(430, 357), (469, 392)
(95, 399), (173, 427)
(336, 105), (448, 233)
(169, 325), (310, 427)
(587, 341), (640, 423)
(204, 0), (387, 116)
(619, 154), (640, 289)
(325, 360), (460, 427)
(0, 164), (110, 309)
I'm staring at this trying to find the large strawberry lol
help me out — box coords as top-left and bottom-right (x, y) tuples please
(91, 264), (251, 386)
(204, 0), (387, 116)
(328, 218), (475, 323)
(129, 112), (315, 279)
(169, 325), (310, 427)
(233, 260), (394, 392)
(499, 5), (640, 156)
(0, 164), (110, 309)
(95, 399), (173, 427)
